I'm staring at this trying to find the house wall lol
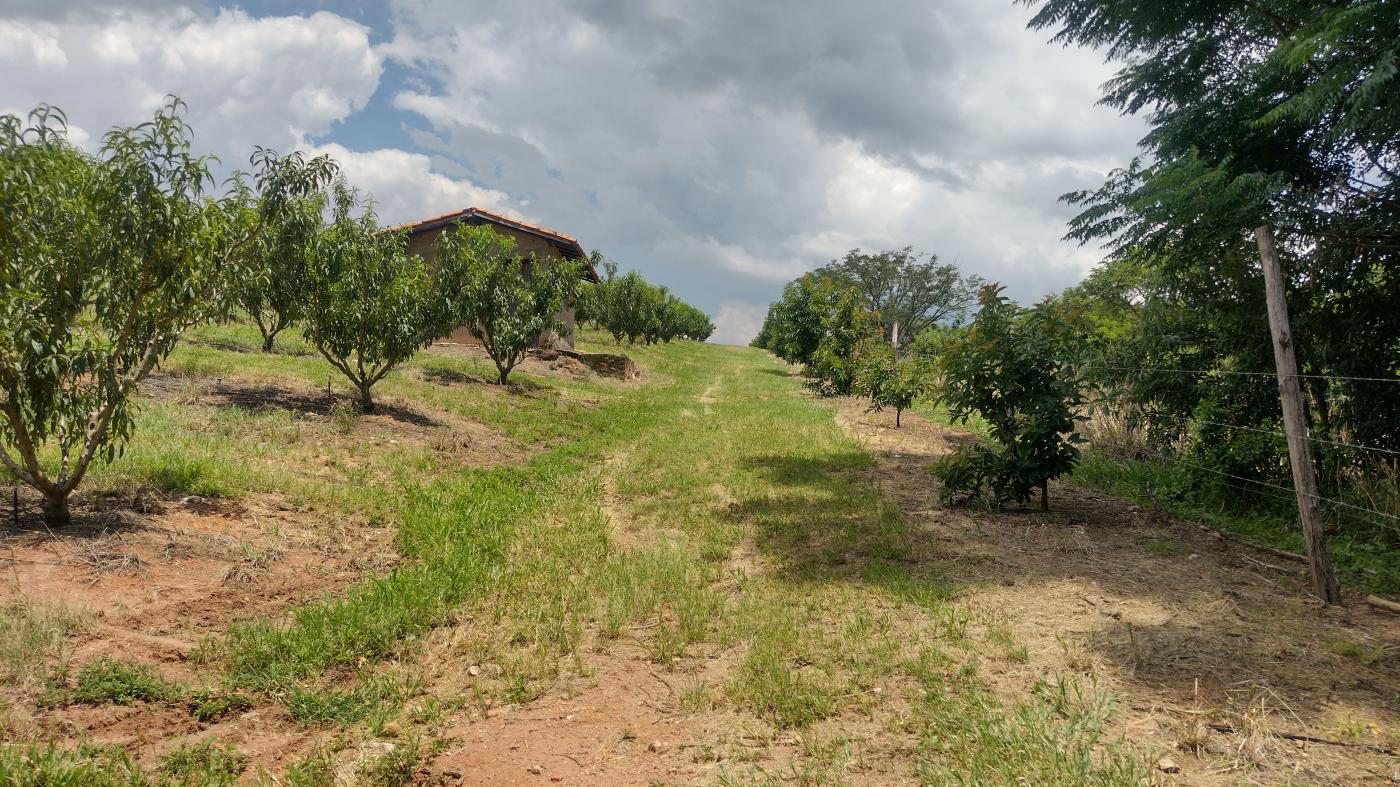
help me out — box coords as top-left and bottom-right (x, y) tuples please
(406, 219), (579, 350)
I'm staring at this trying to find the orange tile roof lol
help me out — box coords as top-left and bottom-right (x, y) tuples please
(389, 207), (597, 282)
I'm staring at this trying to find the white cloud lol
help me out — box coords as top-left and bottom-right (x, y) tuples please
(711, 301), (767, 346)
(0, 1), (1148, 349)
(382, 0), (1144, 347)
(305, 142), (517, 226)
(0, 9), (381, 157)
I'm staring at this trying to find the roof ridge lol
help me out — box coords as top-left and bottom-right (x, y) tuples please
(387, 206), (581, 246)
(466, 207), (581, 245)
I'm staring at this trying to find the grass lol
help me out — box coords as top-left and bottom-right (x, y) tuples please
(155, 741), (246, 786)
(0, 744), (145, 786)
(4, 325), (1152, 782)
(42, 658), (177, 707)
(0, 601), (91, 689)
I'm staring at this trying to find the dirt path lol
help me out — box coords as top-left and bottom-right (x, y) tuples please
(835, 399), (1400, 785)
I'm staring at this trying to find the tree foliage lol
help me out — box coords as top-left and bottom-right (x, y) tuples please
(756, 274), (882, 395)
(0, 99), (327, 522)
(1027, 0), (1400, 532)
(855, 341), (930, 427)
(302, 184), (439, 412)
(585, 254), (713, 344)
(932, 287), (1086, 510)
(231, 149), (339, 351)
(434, 223), (581, 384)
(814, 247), (981, 347)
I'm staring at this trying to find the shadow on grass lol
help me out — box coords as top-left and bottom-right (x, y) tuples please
(146, 377), (445, 428)
(417, 367), (548, 396)
(734, 441), (1400, 732)
(187, 338), (315, 357)
(733, 452), (947, 596)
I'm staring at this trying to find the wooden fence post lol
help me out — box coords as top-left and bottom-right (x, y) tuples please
(1255, 225), (1342, 604)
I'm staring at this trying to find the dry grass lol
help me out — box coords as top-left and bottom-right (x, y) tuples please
(71, 537), (145, 575)
(0, 600), (93, 689)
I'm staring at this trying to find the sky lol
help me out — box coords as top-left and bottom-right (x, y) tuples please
(0, 0), (1145, 344)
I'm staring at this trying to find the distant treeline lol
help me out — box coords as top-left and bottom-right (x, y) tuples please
(576, 255), (715, 344)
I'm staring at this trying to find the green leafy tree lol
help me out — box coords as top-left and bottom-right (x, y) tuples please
(433, 223), (581, 384)
(232, 149), (338, 352)
(0, 99), (326, 523)
(1031, 0), (1400, 457)
(807, 285), (882, 396)
(574, 250), (609, 329)
(855, 342), (931, 427)
(303, 184), (439, 412)
(760, 275), (832, 366)
(933, 286), (1086, 510)
(678, 303), (715, 341)
(601, 271), (653, 344)
(815, 247), (982, 347)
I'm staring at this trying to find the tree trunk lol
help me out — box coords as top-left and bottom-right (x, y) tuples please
(357, 385), (375, 413)
(1256, 225), (1341, 604)
(42, 490), (71, 525)
(262, 333), (275, 352)
(1040, 479), (1050, 512)
(498, 368), (510, 385)
(895, 408), (903, 428)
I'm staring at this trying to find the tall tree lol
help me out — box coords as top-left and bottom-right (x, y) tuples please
(1027, 0), (1400, 600)
(814, 248), (982, 347)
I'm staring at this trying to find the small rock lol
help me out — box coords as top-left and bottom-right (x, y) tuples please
(527, 764), (543, 775)
(468, 665), (482, 677)
(360, 741), (395, 757)
(648, 740), (669, 754)
(179, 495), (205, 506)
(382, 721), (401, 737)
(1157, 755), (1180, 774)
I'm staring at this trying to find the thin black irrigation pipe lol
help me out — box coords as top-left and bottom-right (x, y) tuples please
(1081, 365), (1400, 385)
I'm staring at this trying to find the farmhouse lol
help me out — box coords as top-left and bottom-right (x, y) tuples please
(396, 207), (600, 350)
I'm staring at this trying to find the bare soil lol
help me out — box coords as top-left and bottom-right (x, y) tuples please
(835, 399), (1400, 785)
(6, 371), (1398, 785)
(1, 489), (395, 742)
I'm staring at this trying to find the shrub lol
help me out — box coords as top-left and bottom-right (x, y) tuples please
(856, 341), (932, 427)
(932, 286), (1085, 510)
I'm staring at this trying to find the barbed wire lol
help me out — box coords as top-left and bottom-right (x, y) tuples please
(1149, 414), (1400, 458)
(1081, 364), (1400, 385)
(1106, 438), (1400, 526)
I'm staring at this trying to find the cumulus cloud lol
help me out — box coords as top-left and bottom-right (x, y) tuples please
(306, 142), (517, 226)
(384, 0), (1144, 343)
(710, 302), (767, 347)
(1, 1), (1146, 345)
(0, 8), (382, 159)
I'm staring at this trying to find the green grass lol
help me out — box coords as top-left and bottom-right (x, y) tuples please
(6, 326), (1153, 782)
(42, 658), (177, 707)
(0, 601), (91, 689)
(155, 741), (246, 786)
(0, 744), (146, 787)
